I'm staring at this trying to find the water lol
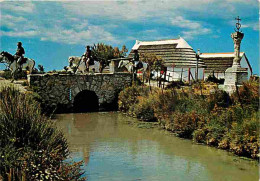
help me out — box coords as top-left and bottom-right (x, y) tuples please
(56, 112), (258, 181)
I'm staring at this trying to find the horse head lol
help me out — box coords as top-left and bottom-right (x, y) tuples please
(0, 51), (13, 64)
(68, 56), (74, 67)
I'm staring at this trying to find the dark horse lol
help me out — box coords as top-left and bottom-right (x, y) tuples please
(0, 51), (35, 79)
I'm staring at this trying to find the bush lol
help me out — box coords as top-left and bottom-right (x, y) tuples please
(0, 70), (12, 79)
(118, 84), (259, 159)
(229, 112), (259, 158)
(118, 85), (150, 112)
(205, 74), (224, 84)
(132, 96), (156, 121)
(165, 80), (185, 89)
(172, 111), (203, 138)
(193, 128), (207, 143)
(0, 87), (85, 180)
(207, 89), (232, 109)
(231, 80), (259, 110)
(151, 90), (179, 120)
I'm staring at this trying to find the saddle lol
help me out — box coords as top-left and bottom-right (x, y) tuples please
(20, 57), (27, 64)
(89, 59), (94, 66)
(136, 62), (143, 69)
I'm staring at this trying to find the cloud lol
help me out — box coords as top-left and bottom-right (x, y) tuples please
(39, 25), (118, 45)
(171, 16), (202, 30)
(0, 14), (27, 28)
(1, 1), (35, 13)
(182, 28), (211, 40)
(0, 30), (38, 37)
(0, 0), (258, 44)
(170, 16), (212, 40)
(0, 2), (119, 45)
(242, 23), (259, 31)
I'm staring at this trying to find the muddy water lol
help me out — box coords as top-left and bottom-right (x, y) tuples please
(56, 112), (258, 181)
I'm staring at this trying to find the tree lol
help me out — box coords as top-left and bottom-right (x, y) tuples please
(90, 43), (128, 72)
(38, 64), (44, 73)
(91, 43), (128, 62)
(141, 53), (164, 86)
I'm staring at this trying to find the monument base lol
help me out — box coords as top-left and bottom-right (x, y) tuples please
(224, 65), (248, 94)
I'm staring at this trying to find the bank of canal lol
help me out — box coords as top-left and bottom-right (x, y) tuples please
(56, 112), (258, 181)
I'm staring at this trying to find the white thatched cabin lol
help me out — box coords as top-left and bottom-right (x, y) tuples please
(129, 37), (205, 82)
(200, 52), (252, 80)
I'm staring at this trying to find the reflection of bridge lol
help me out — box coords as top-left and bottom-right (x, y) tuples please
(28, 73), (132, 112)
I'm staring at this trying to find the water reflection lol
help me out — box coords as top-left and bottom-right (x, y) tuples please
(56, 112), (258, 181)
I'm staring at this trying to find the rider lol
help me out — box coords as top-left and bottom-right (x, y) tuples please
(14, 42), (25, 70)
(133, 49), (142, 70)
(82, 45), (92, 71)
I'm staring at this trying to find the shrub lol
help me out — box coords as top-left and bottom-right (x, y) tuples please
(0, 87), (85, 180)
(118, 85), (150, 112)
(205, 74), (224, 84)
(132, 96), (156, 121)
(151, 90), (179, 120)
(207, 89), (232, 109)
(231, 80), (259, 110)
(172, 111), (203, 138)
(165, 80), (185, 89)
(229, 112), (259, 158)
(0, 70), (12, 79)
(193, 128), (207, 143)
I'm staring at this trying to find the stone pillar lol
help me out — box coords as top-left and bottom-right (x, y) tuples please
(231, 32), (244, 66)
(224, 27), (248, 94)
(110, 60), (115, 73)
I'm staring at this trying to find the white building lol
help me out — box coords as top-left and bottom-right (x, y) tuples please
(129, 37), (205, 82)
(200, 52), (252, 80)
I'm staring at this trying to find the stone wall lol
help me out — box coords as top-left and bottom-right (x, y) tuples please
(28, 73), (132, 111)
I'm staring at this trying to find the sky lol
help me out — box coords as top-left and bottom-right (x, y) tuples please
(0, 0), (259, 74)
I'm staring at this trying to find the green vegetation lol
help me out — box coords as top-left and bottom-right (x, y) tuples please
(0, 87), (85, 180)
(91, 43), (128, 68)
(37, 64), (45, 74)
(0, 69), (27, 80)
(118, 80), (259, 159)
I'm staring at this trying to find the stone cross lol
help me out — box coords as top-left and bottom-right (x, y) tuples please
(231, 16), (244, 66)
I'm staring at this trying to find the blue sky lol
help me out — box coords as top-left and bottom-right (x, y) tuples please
(0, 0), (259, 74)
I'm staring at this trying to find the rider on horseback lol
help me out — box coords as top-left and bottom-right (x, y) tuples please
(82, 45), (93, 71)
(132, 50), (142, 71)
(14, 42), (25, 70)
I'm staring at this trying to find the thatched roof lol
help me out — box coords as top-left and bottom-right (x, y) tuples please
(129, 37), (205, 68)
(200, 52), (251, 73)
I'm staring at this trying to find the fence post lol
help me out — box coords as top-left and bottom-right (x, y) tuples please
(181, 68), (183, 81)
(188, 68), (191, 84)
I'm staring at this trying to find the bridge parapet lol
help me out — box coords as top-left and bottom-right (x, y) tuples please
(28, 73), (132, 111)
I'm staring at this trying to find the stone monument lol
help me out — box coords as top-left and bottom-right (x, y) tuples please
(224, 16), (248, 93)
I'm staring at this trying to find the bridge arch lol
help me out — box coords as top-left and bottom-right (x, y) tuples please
(28, 73), (132, 113)
(73, 90), (99, 112)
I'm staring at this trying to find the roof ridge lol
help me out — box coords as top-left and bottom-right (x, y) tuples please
(138, 38), (179, 42)
(201, 52), (245, 54)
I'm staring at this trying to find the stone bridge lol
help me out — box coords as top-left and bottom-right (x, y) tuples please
(28, 73), (132, 112)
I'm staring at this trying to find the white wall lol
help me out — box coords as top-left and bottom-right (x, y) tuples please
(240, 56), (251, 79)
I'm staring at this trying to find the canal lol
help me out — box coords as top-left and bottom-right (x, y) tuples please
(56, 112), (258, 181)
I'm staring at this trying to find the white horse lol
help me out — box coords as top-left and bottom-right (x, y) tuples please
(0, 51), (35, 75)
(118, 60), (149, 73)
(118, 60), (149, 82)
(68, 56), (101, 74)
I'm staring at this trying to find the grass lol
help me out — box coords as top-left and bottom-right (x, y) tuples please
(118, 80), (259, 159)
(0, 86), (85, 180)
